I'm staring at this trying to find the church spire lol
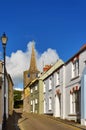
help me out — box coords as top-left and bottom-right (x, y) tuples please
(29, 43), (38, 73)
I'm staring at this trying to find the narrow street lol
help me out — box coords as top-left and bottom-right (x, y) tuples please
(6, 109), (85, 130)
(18, 110), (82, 130)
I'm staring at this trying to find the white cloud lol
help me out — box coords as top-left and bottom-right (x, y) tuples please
(6, 41), (59, 89)
(37, 48), (59, 71)
(14, 87), (23, 91)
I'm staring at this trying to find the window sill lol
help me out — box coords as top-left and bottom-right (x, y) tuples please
(56, 84), (60, 87)
(49, 89), (52, 91)
(68, 113), (80, 116)
(71, 75), (79, 81)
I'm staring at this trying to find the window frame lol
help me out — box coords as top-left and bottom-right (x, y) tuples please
(31, 88), (33, 93)
(35, 85), (37, 91)
(72, 59), (79, 78)
(49, 97), (52, 110)
(70, 91), (80, 114)
(56, 71), (60, 86)
(35, 99), (38, 104)
(49, 77), (52, 90)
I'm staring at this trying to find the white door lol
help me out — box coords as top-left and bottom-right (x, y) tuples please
(54, 94), (61, 117)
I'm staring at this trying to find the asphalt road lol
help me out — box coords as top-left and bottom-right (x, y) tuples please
(18, 113), (82, 130)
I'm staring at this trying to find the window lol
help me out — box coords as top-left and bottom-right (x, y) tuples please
(49, 97), (52, 110)
(49, 77), (52, 90)
(35, 85), (37, 91)
(56, 71), (60, 86)
(72, 59), (79, 78)
(70, 91), (80, 114)
(28, 73), (30, 77)
(31, 100), (33, 105)
(35, 99), (38, 104)
(31, 88), (33, 93)
(72, 93), (76, 114)
(43, 82), (46, 93)
(44, 99), (46, 113)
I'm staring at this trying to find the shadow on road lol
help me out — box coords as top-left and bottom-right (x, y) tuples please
(6, 109), (22, 130)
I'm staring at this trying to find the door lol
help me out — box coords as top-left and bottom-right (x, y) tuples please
(54, 94), (61, 117)
(44, 99), (46, 114)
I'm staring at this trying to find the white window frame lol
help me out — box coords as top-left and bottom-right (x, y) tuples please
(72, 93), (76, 114)
(43, 82), (46, 93)
(31, 100), (33, 105)
(70, 91), (79, 114)
(31, 88), (33, 93)
(35, 85), (37, 91)
(44, 99), (46, 113)
(56, 71), (60, 86)
(49, 77), (52, 90)
(72, 59), (79, 78)
(49, 97), (52, 110)
(35, 99), (38, 104)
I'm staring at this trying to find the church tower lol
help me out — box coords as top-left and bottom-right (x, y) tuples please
(24, 43), (39, 88)
(23, 43), (39, 112)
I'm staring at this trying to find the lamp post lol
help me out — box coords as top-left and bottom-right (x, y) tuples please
(1, 33), (8, 129)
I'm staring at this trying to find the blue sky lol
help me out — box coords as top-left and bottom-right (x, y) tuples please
(0, 0), (86, 89)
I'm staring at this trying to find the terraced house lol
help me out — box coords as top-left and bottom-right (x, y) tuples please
(41, 59), (64, 116)
(23, 44), (86, 126)
(42, 44), (86, 125)
(65, 44), (86, 125)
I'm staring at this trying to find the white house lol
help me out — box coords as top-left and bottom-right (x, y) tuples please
(42, 44), (86, 126)
(65, 44), (86, 124)
(42, 59), (64, 115)
(27, 44), (86, 126)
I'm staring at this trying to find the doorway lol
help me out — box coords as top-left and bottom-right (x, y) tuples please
(32, 100), (35, 113)
(54, 94), (61, 117)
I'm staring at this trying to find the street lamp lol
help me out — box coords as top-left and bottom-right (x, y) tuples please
(1, 33), (8, 129)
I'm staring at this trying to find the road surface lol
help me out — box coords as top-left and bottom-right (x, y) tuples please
(18, 113), (82, 130)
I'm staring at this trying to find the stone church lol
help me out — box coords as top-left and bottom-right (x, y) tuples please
(23, 44), (39, 112)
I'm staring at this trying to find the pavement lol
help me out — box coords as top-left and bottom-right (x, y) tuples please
(5, 109), (86, 130)
(43, 115), (86, 130)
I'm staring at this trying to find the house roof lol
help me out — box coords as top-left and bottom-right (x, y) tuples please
(39, 59), (64, 80)
(65, 44), (86, 64)
(29, 78), (39, 87)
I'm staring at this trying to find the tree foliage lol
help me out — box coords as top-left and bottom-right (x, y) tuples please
(14, 90), (23, 108)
